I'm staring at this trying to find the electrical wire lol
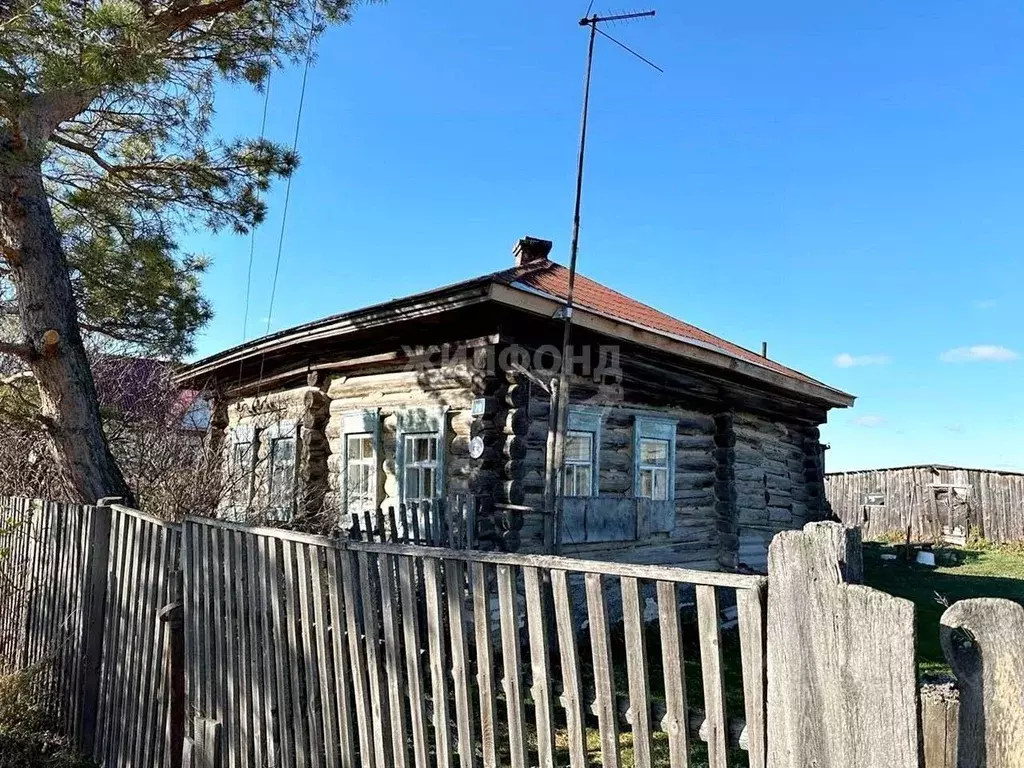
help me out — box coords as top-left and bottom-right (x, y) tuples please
(264, 5), (319, 338)
(240, 69), (274, 344)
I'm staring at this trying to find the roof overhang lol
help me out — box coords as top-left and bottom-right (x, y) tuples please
(489, 282), (855, 409)
(177, 275), (854, 410)
(175, 281), (492, 386)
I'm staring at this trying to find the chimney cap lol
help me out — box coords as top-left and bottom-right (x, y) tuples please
(513, 236), (553, 267)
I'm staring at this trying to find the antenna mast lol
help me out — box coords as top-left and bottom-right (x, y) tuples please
(548, 9), (660, 552)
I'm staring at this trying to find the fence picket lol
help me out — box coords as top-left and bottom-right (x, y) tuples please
(622, 576), (653, 768)
(523, 567), (555, 768)
(398, 556), (430, 768)
(309, 546), (339, 765)
(378, 552), (409, 768)
(297, 543), (326, 768)
(444, 559), (476, 768)
(737, 582), (767, 768)
(357, 550), (392, 768)
(324, 547), (356, 767)
(586, 572), (621, 768)
(424, 557), (453, 768)
(497, 564), (527, 768)
(551, 570), (587, 768)
(696, 584), (729, 768)
(338, 548), (375, 768)
(656, 581), (690, 768)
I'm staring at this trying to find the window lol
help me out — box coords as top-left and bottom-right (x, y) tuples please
(346, 434), (376, 514)
(341, 409), (380, 517)
(565, 431), (594, 497)
(265, 422), (298, 520)
(633, 415), (677, 502)
(564, 406), (602, 497)
(227, 425), (255, 519)
(397, 406), (448, 505)
(404, 434), (439, 503)
(638, 437), (670, 500)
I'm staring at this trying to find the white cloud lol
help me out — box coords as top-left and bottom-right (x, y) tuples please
(974, 299), (998, 310)
(939, 345), (1019, 363)
(852, 415), (886, 428)
(834, 353), (891, 368)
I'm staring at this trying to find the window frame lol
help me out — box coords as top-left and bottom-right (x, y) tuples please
(341, 409), (381, 517)
(396, 406), (448, 505)
(264, 420), (299, 521)
(564, 405), (602, 497)
(227, 424), (256, 520)
(564, 430), (595, 497)
(633, 415), (677, 502)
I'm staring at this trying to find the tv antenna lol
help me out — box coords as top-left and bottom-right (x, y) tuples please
(549, 8), (662, 551)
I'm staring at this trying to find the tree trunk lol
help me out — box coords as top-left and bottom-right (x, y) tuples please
(0, 154), (134, 505)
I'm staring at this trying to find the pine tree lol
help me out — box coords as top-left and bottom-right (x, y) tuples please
(0, 1), (360, 503)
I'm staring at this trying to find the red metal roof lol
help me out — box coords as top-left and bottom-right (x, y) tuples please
(497, 259), (821, 386)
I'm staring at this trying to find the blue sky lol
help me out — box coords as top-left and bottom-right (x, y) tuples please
(181, 0), (1024, 472)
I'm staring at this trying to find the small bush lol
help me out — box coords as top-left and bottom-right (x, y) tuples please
(0, 666), (94, 768)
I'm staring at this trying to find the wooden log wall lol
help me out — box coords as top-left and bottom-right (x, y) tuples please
(182, 514), (770, 768)
(730, 414), (824, 572)
(826, 466), (1024, 543)
(324, 365), (491, 519)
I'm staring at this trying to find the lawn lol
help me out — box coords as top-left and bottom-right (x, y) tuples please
(862, 541), (1024, 675)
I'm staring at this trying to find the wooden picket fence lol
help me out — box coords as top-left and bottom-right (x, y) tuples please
(3, 496), (1023, 768)
(347, 495), (477, 549)
(183, 514), (769, 768)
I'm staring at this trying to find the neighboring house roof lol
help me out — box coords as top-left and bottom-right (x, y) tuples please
(177, 240), (854, 408)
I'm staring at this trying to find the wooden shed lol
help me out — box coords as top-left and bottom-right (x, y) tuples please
(177, 237), (854, 571)
(826, 464), (1024, 544)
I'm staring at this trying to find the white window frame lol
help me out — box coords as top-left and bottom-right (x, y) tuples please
(633, 415), (677, 501)
(227, 424), (256, 520)
(396, 406), (448, 505)
(565, 406), (602, 497)
(265, 420), (299, 521)
(341, 409), (381, 518)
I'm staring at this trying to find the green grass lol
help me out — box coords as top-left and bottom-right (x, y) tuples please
(862, 541), (1024, 675)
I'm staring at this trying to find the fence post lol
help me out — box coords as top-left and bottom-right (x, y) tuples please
(159, 570), (186, 768)
(766, 521), (920, 768)
(940, 598), (1024, 768)
(79, 503), (113, 756)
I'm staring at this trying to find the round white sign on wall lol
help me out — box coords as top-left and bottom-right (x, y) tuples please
(468, 436), (486, 459)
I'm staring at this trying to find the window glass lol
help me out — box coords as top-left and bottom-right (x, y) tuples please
(346, 433), (376, 514)
(638, 437), (670, 501)
(268, 435), (296, 513)
(565, 431), (595, 497)
(230, 441), (253, 508)
(404, 434), (439, 503)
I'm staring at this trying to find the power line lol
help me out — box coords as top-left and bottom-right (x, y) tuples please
(240, 69), (274, 343)
(264, 6), (319, 338)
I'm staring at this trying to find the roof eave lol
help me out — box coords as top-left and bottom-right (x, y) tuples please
(489, 282), (855, 409)
(175, 282), (493, 386)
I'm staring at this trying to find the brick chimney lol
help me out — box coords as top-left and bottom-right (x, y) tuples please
(512, 236), (553, 267)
